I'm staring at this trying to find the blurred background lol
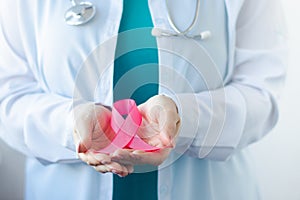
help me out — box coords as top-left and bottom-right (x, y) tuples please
(1, 1), (300, 200)
(249, 1), (300, 199)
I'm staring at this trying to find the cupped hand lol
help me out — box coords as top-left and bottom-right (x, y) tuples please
(137, 95), (181, 148)
(73, 103), (133, 177)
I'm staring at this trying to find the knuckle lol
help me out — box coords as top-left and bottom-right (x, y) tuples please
(153, 160), (163, 166)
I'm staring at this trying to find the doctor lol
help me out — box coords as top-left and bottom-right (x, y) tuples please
(0, 0), (287, 200)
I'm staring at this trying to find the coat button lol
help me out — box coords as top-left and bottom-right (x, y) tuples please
(160, 185), (169, 194)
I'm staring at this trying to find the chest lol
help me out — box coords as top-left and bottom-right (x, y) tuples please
(18, 0), (230, 97)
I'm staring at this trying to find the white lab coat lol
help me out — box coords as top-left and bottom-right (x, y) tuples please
(0, 0), (287, 200)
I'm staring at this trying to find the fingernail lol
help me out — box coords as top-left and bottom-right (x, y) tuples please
(112, 170), (123, 177)
(101, 160), (110, 165)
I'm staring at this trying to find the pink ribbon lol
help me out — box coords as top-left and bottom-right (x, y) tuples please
(96, 99), (160, 154)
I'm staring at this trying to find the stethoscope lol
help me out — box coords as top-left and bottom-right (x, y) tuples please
(64, 0), (96, 26)
(64, 0), (211, 40)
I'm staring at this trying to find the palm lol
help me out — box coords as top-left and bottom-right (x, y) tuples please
(74, 104), (115, 152)
(137, 105), (172, 148)
(89, 111), (115, 151)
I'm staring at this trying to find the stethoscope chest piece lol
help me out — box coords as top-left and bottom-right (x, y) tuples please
(65, 1), (96, 26)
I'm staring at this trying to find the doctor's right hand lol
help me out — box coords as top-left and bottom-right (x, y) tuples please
(72, 103), (134, 177)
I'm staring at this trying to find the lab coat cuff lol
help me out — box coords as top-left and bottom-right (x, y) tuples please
(170, 87), (247, 161)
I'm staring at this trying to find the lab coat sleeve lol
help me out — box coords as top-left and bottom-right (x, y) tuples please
(172, 0), (288, 161)
(0, 13), (78, 164)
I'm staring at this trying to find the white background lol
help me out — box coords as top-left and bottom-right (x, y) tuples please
(249, 1), (300, 199)
(0, 1), (300, 199)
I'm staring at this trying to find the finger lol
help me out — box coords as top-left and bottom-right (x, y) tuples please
(107, 162), (131, 177)
(131, 149), (171, 166)
(111, 149), (140, 165)
(93, 165), (111, 173)
(147, 136), (165, 148)
(78, 153), (88, 162)
(78, 152), (99, 166)
(86, 152), (102, 166)
(92, 162), (132, 177)
(78, 151), (111, 166)
(92, 153), (111, 164)
(125, 164), (134, 174)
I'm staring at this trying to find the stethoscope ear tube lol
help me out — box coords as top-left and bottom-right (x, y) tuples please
(151, 28), (211, 40)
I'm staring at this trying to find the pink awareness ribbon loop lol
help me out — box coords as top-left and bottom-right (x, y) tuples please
(96, 99), (160, 154)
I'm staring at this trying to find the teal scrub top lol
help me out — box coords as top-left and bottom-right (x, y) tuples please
(113, 0), (158, 200)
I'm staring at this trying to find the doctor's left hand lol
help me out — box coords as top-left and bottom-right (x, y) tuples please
(73, 103), (134, 177)
(111, 95), (181, 167)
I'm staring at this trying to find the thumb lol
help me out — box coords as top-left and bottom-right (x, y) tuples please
(76, 129), (92, 153)
(73, 128), (92, 154)
(160, 130), (175, 148)
(159, 117), (178, 148)
(78, 143), (89, 153)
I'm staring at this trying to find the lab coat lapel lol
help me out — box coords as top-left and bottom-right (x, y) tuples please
(224, 0), (245, 83)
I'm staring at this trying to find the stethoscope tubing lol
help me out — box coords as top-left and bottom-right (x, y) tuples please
(64, 0), (210, 40)
(165, 0), (201, 35)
